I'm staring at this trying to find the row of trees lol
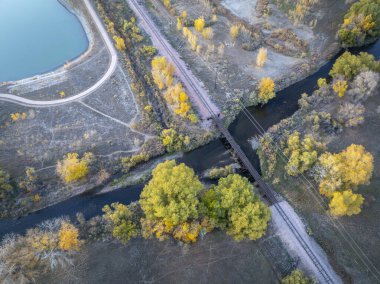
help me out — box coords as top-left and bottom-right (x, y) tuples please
(102, 160), (271, 244)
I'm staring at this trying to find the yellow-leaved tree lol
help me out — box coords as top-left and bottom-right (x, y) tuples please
(200, 174), (271, 241)
(59, 221), (80, 251)
(333, 79), (348, 97)
(318, 144), (373, 216)
(194, 17), (205, 32)
(230, 25), (239, 40)
(258, 77), (276, 104)
(57, 152), (93, 183)
(113, 36), (126, 51)
(256, 47), (268, 67)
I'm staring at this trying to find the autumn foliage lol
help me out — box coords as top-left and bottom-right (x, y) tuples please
(56, 152), (93, 183)
(151, 56), (197, 121)
(59, 221), (80, 251)
(256, 47), (268, 67)
(258, 77), (276, 104)
(317, 144), (373, 216)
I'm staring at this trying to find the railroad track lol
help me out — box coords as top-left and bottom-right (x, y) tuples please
(129, 0), (335, 282)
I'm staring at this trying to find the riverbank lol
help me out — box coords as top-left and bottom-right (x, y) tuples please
(255, 40), (380, 283)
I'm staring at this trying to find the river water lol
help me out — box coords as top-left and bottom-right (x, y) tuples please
(0, 38), (379, 238)
(0, 0), (88, 82)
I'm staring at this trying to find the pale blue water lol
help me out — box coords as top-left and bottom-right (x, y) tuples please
(0, 0), (88, 82)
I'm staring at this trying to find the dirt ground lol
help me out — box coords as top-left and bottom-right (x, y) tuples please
(38, 228), (302, 284)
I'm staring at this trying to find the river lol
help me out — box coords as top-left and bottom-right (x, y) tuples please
(0, 0), (88, 82)
(0, 40), (379, 239)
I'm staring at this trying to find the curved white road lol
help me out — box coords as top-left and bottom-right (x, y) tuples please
(0, 0), (118, 107)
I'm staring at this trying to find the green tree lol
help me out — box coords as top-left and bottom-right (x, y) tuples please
(201, 174), (271, 241)
(338, 0), (380, 47)
(0, 168), (12, 200)
(281, 269), (311, 284)
(330, 51), (380, 80)
(103, 203), (138, 244)
(140, 160), (204, 227)
(284, 132), (324, 176)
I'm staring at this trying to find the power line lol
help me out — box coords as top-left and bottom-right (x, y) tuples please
(130, 1), (336, 282)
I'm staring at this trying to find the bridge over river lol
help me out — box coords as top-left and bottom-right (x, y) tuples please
(127, 0), (342, 283)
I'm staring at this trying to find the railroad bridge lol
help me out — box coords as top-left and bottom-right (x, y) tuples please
(128, 0), (336, 282)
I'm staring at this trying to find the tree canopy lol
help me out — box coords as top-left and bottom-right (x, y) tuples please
(56, 152), (93, 183)
(330, 51), (380, 80)
(103, 202), (138, 244)
(338, 0), (380, 47)
(201, 174), (271, 241)
(140, 160), (204, 227)
(258, 77), (276, 104)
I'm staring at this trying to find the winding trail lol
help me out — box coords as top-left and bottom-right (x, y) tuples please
(0, 0), (117, 107)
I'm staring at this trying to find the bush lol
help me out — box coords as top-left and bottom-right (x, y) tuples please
(201, 174), (271, 241)
(336, 102), (365, 127)
(207, 165), (235, 179)
(338, 0), (380, 47)
(161, 128), (190, 153)
(103, 202), (138, 244)
(56, 152), (93, 183)
(347, 71), (380, 102)
(281, 269), (311, 284)
(330, 51), (380, 80)
(121, 153), (150, 173)
(284, 132), (324, 176)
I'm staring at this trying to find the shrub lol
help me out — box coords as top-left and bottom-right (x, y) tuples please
(0, 168), (12, 200)
(161, 128), (189, 152)
(202, 27), (214, 40)
(207, 165), (235, 179)
(103, 203), (138, 244)
(194, 17), (205, 32)
(330, 51), (380, 80)
(336, 102), (365, 127)
(284, 132), (324, 176)
(121, 152), (150, 173)
(281, 269), (311, 284)
(230, 25), (240, 40)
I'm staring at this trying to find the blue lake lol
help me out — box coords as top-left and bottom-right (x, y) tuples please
(0, 0), (89, 82)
